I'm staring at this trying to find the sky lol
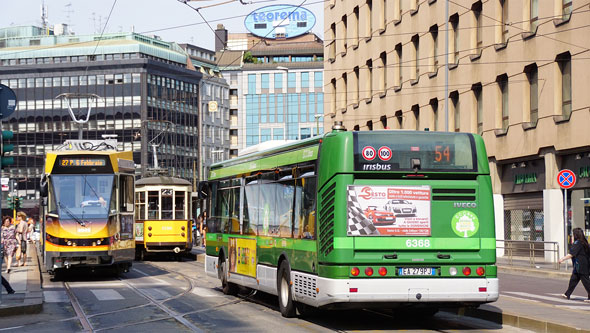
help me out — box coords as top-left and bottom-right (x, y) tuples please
(1, 0), (325, 50)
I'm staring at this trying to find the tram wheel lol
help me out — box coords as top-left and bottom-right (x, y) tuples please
(219, 254), (238, 295)
(277, 261), (296, 318)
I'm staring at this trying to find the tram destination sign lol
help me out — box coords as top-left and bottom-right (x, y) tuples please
(244, 4), (316, 39)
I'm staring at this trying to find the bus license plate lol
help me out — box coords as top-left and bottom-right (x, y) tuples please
(398, 267), (435, 276)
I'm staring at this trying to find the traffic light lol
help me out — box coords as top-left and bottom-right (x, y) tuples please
(1, 130), (14, 169)
(7, 196), (13, 210)
(14, 196), (21, 210)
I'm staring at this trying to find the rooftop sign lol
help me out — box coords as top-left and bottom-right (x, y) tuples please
(244, 4), (316, 39)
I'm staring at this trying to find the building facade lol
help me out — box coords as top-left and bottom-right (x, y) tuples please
(214, 24), (325, 157)
(0, 26), (228, 211)
(325, 0), (590, 257)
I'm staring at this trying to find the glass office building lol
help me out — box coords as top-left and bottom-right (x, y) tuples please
(0, 26), (228, 211)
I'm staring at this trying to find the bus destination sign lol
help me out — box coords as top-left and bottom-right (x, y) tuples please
(244, 4), (316, 39)
(59, 157), (107, 167)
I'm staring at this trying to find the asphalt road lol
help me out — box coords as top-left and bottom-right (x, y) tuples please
(0, 254), (532, 332)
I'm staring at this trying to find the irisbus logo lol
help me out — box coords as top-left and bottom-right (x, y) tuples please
(358, 186), (387, 200)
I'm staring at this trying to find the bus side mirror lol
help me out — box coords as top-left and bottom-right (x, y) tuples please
(40, 174), (48, 198)
(197, 181), (209, 199)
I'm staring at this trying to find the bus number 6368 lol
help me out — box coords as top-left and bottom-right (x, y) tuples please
(406, 239), (431, 248)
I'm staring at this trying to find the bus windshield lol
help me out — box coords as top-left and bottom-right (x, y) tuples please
(354, 131), (477, 172)
(51, 174), (114, 219)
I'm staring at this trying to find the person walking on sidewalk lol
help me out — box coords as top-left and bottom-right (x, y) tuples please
(1, 275), (15, 294)
(559, 227), (590, 302)
(2, 216), (18, 273)
(15, 212), (28, 267)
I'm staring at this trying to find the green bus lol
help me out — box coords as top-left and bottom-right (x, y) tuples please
(203, 124), (498, 317)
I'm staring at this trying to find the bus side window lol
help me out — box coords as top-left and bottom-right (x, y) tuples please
(300, 176), (317, 240)
(277, 179), (294, 238)
(244, 178), (259, 236)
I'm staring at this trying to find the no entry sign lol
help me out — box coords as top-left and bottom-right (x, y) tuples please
(557, 169), (576, 189)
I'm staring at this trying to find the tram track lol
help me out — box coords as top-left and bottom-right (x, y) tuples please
(63, 281), (93, 332)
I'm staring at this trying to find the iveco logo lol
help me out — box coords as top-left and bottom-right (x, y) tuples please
(454, 202), (477, 208)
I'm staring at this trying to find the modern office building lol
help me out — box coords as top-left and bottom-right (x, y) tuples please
(0, 26), (228, 212)
(325, 1), (590, 257)
(214, 12), (325, 157)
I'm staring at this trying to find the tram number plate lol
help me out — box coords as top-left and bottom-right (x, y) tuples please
(398, 267), (435, 276)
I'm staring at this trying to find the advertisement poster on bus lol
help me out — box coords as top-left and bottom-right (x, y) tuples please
(347, 185), (431, 236)
(229, 237), (257, 277)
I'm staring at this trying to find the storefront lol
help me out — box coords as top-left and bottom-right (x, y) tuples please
(560, 152), (590, 238)
(500, 158), (546, 242)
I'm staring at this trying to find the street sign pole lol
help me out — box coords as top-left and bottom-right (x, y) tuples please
(557, 169), (576, 268)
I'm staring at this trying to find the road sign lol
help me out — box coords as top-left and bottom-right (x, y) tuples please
(557, 169), (576, 189)
(0, 84), (17, 119)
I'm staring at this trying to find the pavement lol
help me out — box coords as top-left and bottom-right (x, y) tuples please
(0, 241), (43, 316)
(2, 244), (589, 332)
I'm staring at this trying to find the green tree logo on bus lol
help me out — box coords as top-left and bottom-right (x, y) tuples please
(451, 210), (479, 238)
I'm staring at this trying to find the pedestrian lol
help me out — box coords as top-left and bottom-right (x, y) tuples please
(15, 212), (28, 267)
(2, 216), (18, 274)
(559, 227), (590, 302)
(1, 275), (15, 294)
(26, 217), (35, 243)
(201, 211), (207, 247)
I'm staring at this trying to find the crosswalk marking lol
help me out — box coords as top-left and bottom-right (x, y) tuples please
(191, 286), (221, 297)
(503, 291), (574, 304)
(43, 290), (69, 303)
(556, 305), (590, 310)
(69, 282), (125, 288)
(90, 289), (124, 301)
(504, 291), (590, 305)
(139, 288), (172, 300)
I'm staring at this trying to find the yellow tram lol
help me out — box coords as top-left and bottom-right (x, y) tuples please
(40, 143), (136, 276)
(134, 176), (193, 260)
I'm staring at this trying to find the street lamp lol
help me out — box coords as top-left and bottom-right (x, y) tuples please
(314, 114), (324, 136)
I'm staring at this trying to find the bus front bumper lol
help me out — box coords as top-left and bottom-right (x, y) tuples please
(314, 277), (498, 307)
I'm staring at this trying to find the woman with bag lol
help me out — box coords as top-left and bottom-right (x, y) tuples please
(558, 227), (590, 302)
(2, 216), (17, 274)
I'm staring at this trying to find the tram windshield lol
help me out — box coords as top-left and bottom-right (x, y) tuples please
(50, 175), (114, 220)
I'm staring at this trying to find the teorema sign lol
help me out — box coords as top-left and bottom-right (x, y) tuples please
(244, 4), (316, 39)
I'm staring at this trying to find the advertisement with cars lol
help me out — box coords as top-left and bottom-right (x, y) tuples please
(347, 185), (431, 236)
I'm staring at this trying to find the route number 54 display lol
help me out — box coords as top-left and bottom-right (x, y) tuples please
(406, 239), (431, 248)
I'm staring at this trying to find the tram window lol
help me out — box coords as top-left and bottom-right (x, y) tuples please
(175, 191), (185, 219)
(161, 189), (173, 219)
(148, 191), (159, 219)
(135, 191), (146, 220)
(119, 175), (134, 213)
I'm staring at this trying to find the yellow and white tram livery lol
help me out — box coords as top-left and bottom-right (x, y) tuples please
(41, 149), (136, 275)
(134, 176), (193, 259)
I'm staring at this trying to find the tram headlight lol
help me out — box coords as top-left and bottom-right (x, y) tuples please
(67, 241), (72, 246)
(449, 267), (458, 276)
(96, 239), (101, 245)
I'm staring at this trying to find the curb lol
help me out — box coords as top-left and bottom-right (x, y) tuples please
(0, 243), (43, 316)
(446, 306), (590, 333)
(498, 265), (571, 280)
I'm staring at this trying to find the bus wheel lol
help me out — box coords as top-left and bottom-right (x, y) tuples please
(277, 261), (296, 318)
(219, 255), (238, 295)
